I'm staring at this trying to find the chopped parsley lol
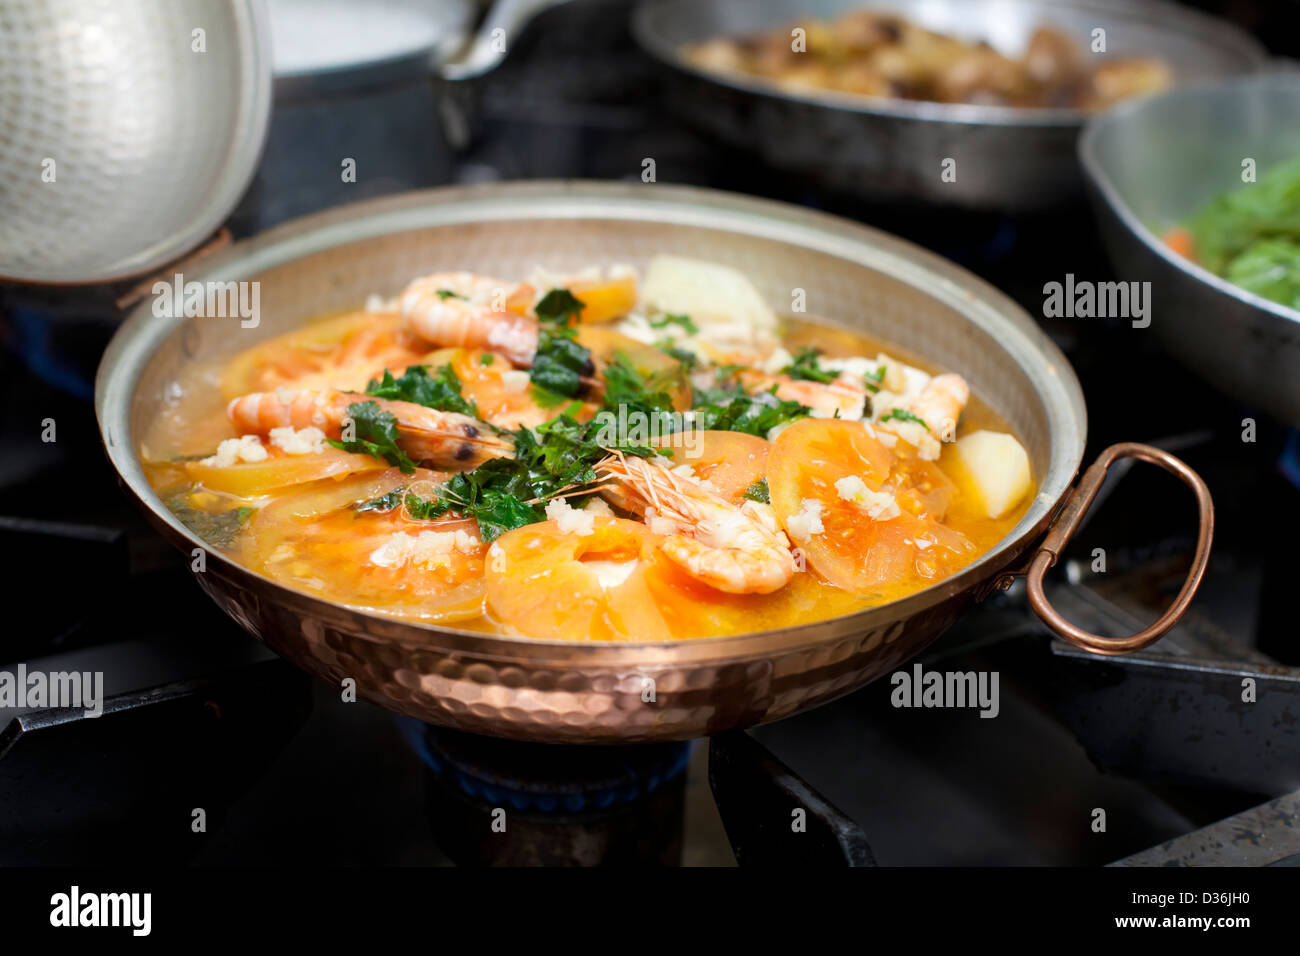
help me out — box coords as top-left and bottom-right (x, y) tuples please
(327, 400), (418, 473)
(783, 346), (837, 384)
(530, 329), (594, 399)
(649, 311), (699, 335)
(879, 408), (929, 430)
(742, 479), (770, 504)
(346, 334), (808, 541)
(365, 364), (479, 418)
(534, 288), (586, 327)
(479, 353), (494, 366)
(691, 383), (811, 437)
(165, 492), (254, 550)
(435, 289), (465, 300)
(712, 363), (744, 383)
(655, 340), (698, 372)
(355, 489), (405, 513)
(377, 413), (656, 541)
(601, 352), (678, 424)
(863, 366), (885, 393)
(357, 359), (678, 541)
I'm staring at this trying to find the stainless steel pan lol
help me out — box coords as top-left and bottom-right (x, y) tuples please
(632, 0), (1265, 210)
(95, 182), (1213, 742)
(1080, 73), (1300, 427)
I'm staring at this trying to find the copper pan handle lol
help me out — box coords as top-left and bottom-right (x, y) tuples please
(1026, 442), (1214, 656)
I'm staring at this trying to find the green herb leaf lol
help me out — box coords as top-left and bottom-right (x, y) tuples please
(358, 339), (689, 541)
(534, 288), (586, 327)
(327, 400), (418, 473)
(356, 488), (405, 513)
(690, 383), (811, 437)
(365, 364), (479, 418)
(401, 403), (659, 541)
(879, 408), (929, 431)
(863, 366), (885, 394)
(742, 479), (770, 504)
(436, 289), (466, 300)
(165, 492), (254, 550)
(601, 352), (677, 419)
(655, 340), (698, 372)
(712, 363), (744, 382)
(649, 311), (699, 335)
(783, 346), (837, 384)
(530, 330), (594, 398)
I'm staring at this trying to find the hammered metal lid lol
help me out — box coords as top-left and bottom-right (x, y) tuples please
(0, 0), (273, 285)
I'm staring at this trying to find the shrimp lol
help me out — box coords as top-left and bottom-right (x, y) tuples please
(400, 272), (540, 366)
(596, 452), (796, 595)
(872, 372), (969, 460)
(738, 370), (868, 419)
(226, 388), (512, 469)
(902, 373), (968, 440)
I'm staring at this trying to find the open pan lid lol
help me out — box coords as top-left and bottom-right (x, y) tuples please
(0, 0), (273, 285)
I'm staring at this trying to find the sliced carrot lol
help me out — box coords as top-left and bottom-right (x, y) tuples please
(1164, 226), (1197, 261)
(568, 275), (639, 324)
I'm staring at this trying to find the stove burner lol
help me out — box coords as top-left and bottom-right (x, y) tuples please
(401, 723), (691, 866)
(401, 721), (690, 814)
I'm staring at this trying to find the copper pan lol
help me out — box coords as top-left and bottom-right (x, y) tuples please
(94, 181), (1213, 743)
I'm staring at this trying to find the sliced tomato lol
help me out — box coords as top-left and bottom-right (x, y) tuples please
(244, 469), (485, 623)
(651, 430), (769, 504)
(896, 456), (958, 522)
(484, 516), (674, 641)
(767, 418), (975, 596)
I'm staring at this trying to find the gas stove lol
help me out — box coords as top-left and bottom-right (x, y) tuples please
(1, 0), (1297, 870)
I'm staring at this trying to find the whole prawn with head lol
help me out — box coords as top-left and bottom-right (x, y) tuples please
(227, 388), (512, 469)
(401, 272), (541, 366)
(596, 452), (796, 595)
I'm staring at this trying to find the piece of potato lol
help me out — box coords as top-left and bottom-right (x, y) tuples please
(642, 255), (777, 338)
(948, 430), (1032, 519)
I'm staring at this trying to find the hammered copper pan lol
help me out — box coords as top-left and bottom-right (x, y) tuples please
(94, 181), (1213, 743)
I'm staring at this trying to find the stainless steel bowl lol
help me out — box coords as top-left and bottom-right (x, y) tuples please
(95, 182), (1212, 742)
(1080, 72), (1300, 427)
(634, 0), (1266, 210)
